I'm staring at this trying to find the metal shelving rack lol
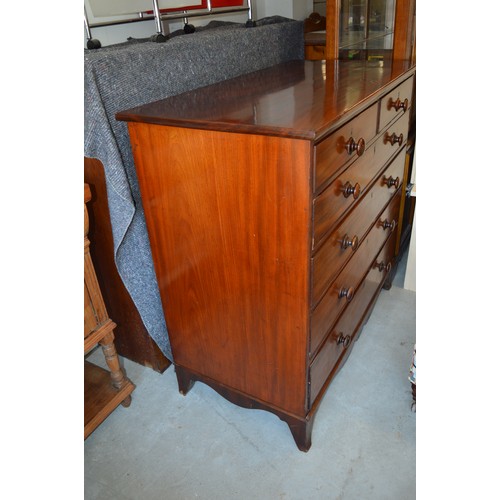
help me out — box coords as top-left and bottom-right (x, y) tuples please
(85, 0), (254, 49)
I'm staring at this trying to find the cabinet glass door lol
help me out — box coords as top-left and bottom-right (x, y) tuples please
(338, 0), (396, 61)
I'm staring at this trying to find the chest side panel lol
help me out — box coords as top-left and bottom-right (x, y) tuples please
(129, 123), (312, 416)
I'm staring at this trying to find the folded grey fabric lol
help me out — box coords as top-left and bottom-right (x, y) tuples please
(84, 16), (304, 361)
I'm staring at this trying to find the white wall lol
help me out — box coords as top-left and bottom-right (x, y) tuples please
(85, 0), (312, 47)
(293, 0), (313, 20)
(253, 0), (312, 19)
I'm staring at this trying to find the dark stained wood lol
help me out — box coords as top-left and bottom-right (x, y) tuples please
(312, 148), (399, 296)
(314, 146), (377, 247)
(312, 191), (383, 309)
(395, 142), (415, 257)
(323, 0), (415, 63)
(393, 0), (416, 62)
(175, 364), (315, 452)
(313, 128), (407, 250)
(378, 76), (415, 132)
(314, 103), (378, 192)
(310, 183), (402, 356)
(116, 60), (415, 142)
(310, 189), (402, 357)
(311, 174), (403, 319)
(304, 12), (326, 34)
(309, 324), (348, 404)
(310, 229), (397, 406)
(117, 60), (415, 451)
(325, 0), (341, 60)
(304, 12), (327, 61)
(84, 157), (170, 373)
(128, 124), (312, 416)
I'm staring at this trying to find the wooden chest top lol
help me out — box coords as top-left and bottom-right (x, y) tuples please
(116, 59), (415, 142)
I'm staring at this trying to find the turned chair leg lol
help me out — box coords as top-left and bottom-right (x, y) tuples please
(100, 331), (132, 407)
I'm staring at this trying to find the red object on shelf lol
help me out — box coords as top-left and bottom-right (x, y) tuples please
(146, 0), (244, 14)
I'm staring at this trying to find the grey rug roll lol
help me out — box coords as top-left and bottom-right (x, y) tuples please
(84, 16), (304, 361)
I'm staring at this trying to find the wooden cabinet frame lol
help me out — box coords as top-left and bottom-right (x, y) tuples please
(325, 0), (416, 61)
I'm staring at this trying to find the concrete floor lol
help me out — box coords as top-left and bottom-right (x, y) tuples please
(85, 254), (416, 500)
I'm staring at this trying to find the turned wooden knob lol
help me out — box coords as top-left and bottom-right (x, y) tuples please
(379, 219), (396, 232)
(342, 181), (361, 199)
(340, 234), (359, 251)
(375, 261), (392, 273)
(344, 137), (365, 156)
(385, 132), (404, 146)
(389, 97), (408, 112)
(383, 176), (399, 189)
(337, 333), (352, 348)
(338, 286), (354, 302)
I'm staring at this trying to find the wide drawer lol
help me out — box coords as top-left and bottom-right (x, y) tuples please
(379, 75), (414, 132)
(309, 231), (397, 406)
(311, 180), (402, 309)
(314, 103), (378, 192)
(313, 132), (406, 249)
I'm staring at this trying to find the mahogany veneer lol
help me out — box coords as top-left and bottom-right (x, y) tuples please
(117, 59), (416, 451)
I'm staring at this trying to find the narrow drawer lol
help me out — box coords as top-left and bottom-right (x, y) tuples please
(374, 111), (410, 172)
(379, 75), (414, 131)
(310, 152), (405, 354)
(313, 127), (407, 250)
(309, 231), (397, 406)
(311, 182), (402, 309)
(314, 103), (378, 192)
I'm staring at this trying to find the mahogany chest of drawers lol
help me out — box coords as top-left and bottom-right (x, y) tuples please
(117, 59), (415, 451)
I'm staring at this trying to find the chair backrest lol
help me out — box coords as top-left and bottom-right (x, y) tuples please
(303, 12), (326, 33)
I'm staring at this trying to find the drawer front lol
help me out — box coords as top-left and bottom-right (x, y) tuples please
(379, 76), (414, 132)
(313, 145), (376, 248)
(313, 133), (406, 249)
(311, 179), (402, 308)
(309, 231), (397, 406)
(310, 153), (405, 355)
(314, 103), (378, 192)
(373, 112), (409, 173)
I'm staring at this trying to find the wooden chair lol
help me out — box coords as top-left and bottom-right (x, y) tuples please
(304, 12), (327, 61)
(84, 184), (135, 439)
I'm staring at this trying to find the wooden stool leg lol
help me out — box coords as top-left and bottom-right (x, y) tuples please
(100, 332), (132, 407)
